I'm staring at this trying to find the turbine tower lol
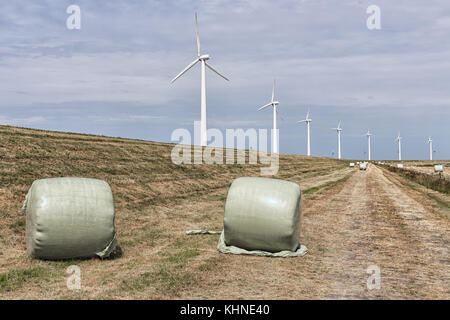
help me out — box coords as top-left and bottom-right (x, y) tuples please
(396, 132), (402, 161)
(331, 121), (342, 159)
(298, 109), (312, 156)
(257, 80), (280, 154)
(428, 137), (433, 160)
(171, 13), (229, 147)
(365, 130), (372, 161)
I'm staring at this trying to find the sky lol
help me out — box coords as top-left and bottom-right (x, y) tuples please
(0, 0), (449, 160)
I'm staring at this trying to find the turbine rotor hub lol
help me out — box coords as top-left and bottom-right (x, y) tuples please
(199, 54), (210, 60)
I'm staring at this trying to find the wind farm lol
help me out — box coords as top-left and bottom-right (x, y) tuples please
(0, 3), (449, 303)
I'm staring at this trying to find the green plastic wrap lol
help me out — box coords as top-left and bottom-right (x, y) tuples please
(23, 177), (117, 260)
(222, 177), (304, 254)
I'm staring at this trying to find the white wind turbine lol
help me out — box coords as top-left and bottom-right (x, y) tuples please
(171, 13), (229, 147)
(365, 130), (372, 160)
(257, 80), (281, 154)
(298, 109), (312, 156)
(396, 132), (402, 161)
(428, 137), (433, 160)
(331, 121), (342, 159)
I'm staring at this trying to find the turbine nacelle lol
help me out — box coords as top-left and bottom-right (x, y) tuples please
(199, 54), (210, 60)
(257, 80), (280, 111)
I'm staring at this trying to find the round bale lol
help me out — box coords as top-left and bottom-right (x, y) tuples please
(23, 177), (117, 260)
(223, 177), (302, 253)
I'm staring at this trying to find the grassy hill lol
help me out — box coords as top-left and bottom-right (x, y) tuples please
(0, 125), (353, 299)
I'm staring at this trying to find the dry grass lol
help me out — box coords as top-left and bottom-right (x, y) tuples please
(0, 125), (353, 299)
(1, 125), (448, 299)
(381, 164), (450, 194)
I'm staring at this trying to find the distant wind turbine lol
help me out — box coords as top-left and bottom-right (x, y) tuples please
(171, 13), (229, 147)
(298, 109), (312, 156)
(257, 80), (281, 154)
(331, 121), (342, 159)
(396, 132), (402, 161)
(428, 137), (433, 160)
(365, 130), (372, 160)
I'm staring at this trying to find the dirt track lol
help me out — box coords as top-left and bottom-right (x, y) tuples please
(189, 164), (449, 299)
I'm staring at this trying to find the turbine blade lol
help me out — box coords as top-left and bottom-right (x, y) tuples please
(298, 119), (307, 123)
(258, 103), (272, 111)
(272, 79), (275, 102)
(205, 62), (229, 81)
(195, 13), (200, 56)
(171, 59), (199, 83)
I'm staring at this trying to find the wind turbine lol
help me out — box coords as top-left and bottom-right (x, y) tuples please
(171, 13), (229, 147)
(257, 80), (281, 154)
(365, 130), (372, 161)
(428, 137), (433, 160)
(331, 121), (342, 159)
(298, 109), (312, 156)
(396, 132), (402, 161)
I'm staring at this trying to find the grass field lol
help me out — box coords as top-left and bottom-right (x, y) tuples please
(0, 125), (355, 299)
(1, 125), (449, 299)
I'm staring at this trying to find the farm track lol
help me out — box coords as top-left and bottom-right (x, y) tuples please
(181, 164), (449, 299)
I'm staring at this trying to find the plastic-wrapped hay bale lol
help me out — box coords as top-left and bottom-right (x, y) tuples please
(22, 177), (117, 260)
(218, 177), (307, 257)
(434, 164), (444, 172)
(397, 164), (404, 168)
(349, 163), (355, 167)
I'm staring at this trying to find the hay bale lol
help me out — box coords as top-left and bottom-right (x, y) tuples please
(223, 177), (302, 253)
(397, 164), (404, 168)
(23, 177), (117, 260)
(349, 162), (355, 167)
(434, 165), (444, 172)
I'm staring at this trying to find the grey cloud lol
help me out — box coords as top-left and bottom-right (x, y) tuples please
(0, 0), (449, 159)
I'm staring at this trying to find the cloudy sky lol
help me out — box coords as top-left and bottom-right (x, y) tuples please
(1, 0), (449, 159)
